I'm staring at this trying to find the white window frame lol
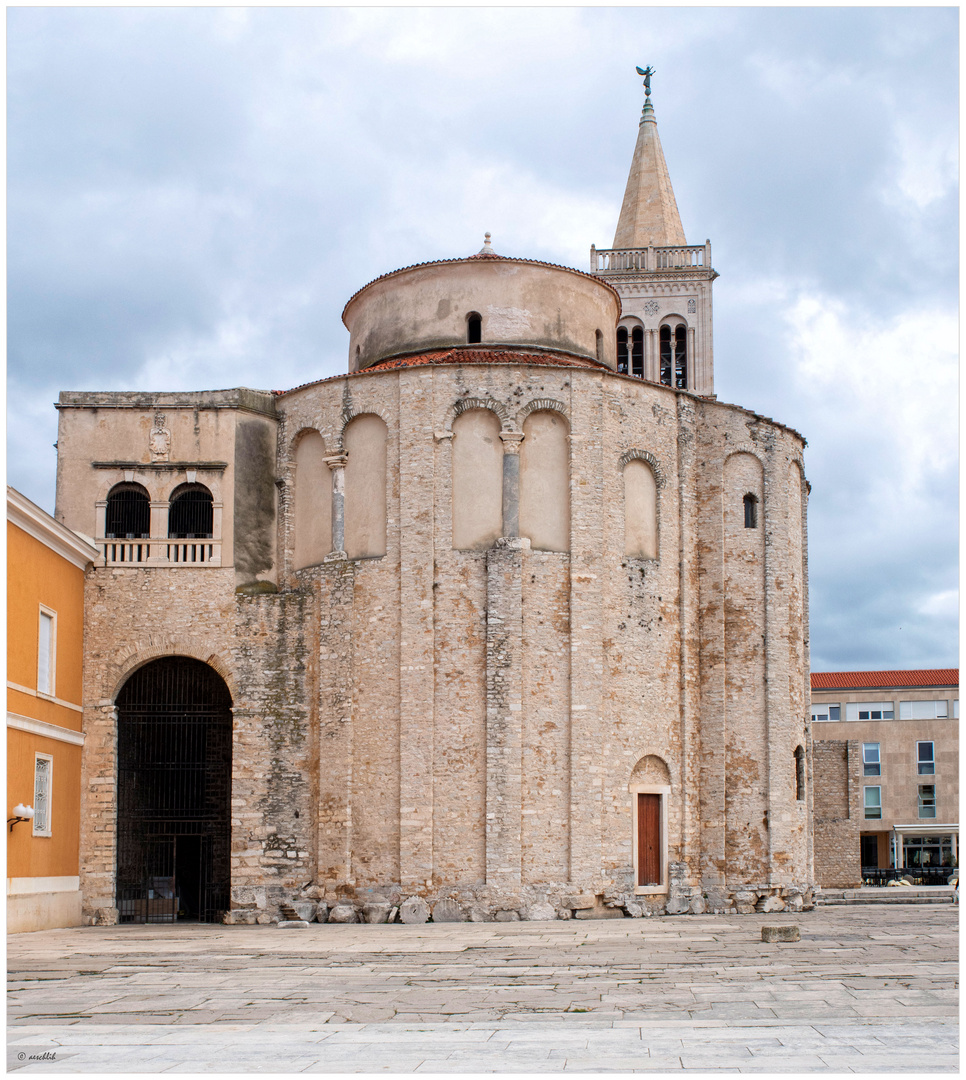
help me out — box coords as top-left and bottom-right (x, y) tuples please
(862, 742), (881, 776)
(917, 741), (935, 775)
(630, 784), (670, 895)
(810, 703), (841, 722)
(846, 701), (894, 721)
(37, 606), (57, 698)
(863, 785), (882, 819)
(33, 753), (53, 837)
(918, 784), (937, 819)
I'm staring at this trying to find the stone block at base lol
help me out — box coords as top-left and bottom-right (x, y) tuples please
(761, 925), (800, 942)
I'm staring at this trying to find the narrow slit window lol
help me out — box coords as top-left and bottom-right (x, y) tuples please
(467, 312), (482, 344)
(794, 746), (805, 800)
(595, 329), (604, 363)
(617, 328), (628, 374)
(743, 493), (758, 529)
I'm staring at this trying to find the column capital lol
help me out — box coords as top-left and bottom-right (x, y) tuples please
(499, 432), (525, 453)
(324, 455), (348, 471)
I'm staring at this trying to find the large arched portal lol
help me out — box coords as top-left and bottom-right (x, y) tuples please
(115, 657), (232, 923)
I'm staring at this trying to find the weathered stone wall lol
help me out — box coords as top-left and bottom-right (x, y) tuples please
(812, 739), (862, 888)
(65, 357), (811, 924)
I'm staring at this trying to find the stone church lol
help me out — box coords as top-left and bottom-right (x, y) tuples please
(55, 79), (814, 924)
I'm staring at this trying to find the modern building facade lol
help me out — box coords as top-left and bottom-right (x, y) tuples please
(811, 669), (959, 883)
(7, 487), (99, 931)
(52, 78), (814, 924)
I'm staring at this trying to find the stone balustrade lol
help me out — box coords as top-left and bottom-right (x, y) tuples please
(99, 538), (221, 567)
(590, 242), (710, 273)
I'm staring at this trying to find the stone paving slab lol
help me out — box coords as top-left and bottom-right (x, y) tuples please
(7, 903), (958, 1072)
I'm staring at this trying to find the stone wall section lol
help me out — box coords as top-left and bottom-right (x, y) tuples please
(66, 361), (811, 924)
(812, 739), (862, 888)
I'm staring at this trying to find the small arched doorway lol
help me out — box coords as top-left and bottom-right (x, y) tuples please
(115, 657), (232, 923)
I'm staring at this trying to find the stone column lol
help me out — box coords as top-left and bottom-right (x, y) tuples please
(499, 432), (524, 537)
(645, 329), (660, 383)
(325, 455), (348, 556)
(686, 326), (696, 390)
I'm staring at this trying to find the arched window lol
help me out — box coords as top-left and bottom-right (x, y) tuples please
(743, 493), (758, 529)
(631, 326), (644, 378)
(467, 312), (482, 344)
(168, 484), (213, 539)
(106, 483), (150, 538)
(659, 326), (672, 385)
(675, 325), (688, 389)
(795, 746), (806, 801)
(616, 327), (629, 374)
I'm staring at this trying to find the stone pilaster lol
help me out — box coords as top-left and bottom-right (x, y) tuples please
(316, 559), (355, 884)
(485, 541), (527, 886)
(568, 375), (605, 886)
(398, 372), (435, 891)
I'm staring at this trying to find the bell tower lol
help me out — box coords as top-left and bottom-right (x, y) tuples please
(592, 67), (717, 396)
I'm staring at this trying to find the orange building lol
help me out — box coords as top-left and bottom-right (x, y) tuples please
(7, 486), (98, 932)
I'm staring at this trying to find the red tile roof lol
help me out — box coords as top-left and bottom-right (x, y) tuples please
(363, 347), (609, 373)
(811, 669), (959, 690)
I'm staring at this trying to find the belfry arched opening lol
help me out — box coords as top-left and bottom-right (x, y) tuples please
(115, 657), (232, 923)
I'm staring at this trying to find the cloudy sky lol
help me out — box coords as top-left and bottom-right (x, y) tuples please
(7, 6), (958, 672)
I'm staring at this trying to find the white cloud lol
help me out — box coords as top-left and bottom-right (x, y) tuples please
(886, 120), (958, 211)
(786, 292), (958, 486)
(917, 589), (959, 620)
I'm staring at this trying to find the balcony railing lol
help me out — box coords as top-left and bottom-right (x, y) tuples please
(591, 243), (710, 273)
(100, 537), (222, 567)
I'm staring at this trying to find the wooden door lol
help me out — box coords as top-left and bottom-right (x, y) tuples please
(637, 793), (661, 886)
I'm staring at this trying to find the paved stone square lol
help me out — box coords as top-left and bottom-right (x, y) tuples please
(7, 903), (958, 1073)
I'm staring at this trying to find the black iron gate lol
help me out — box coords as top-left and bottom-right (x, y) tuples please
(116, 657), (232, 923)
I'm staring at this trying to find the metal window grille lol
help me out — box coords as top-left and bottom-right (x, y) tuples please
(33, 756), (51, 834)
(106, 484), (150, 538)
(116, 657), (232, 923)
(168, 485), (213, 539)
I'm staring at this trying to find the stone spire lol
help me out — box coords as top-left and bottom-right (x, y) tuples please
(612, 78), (686, 249)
